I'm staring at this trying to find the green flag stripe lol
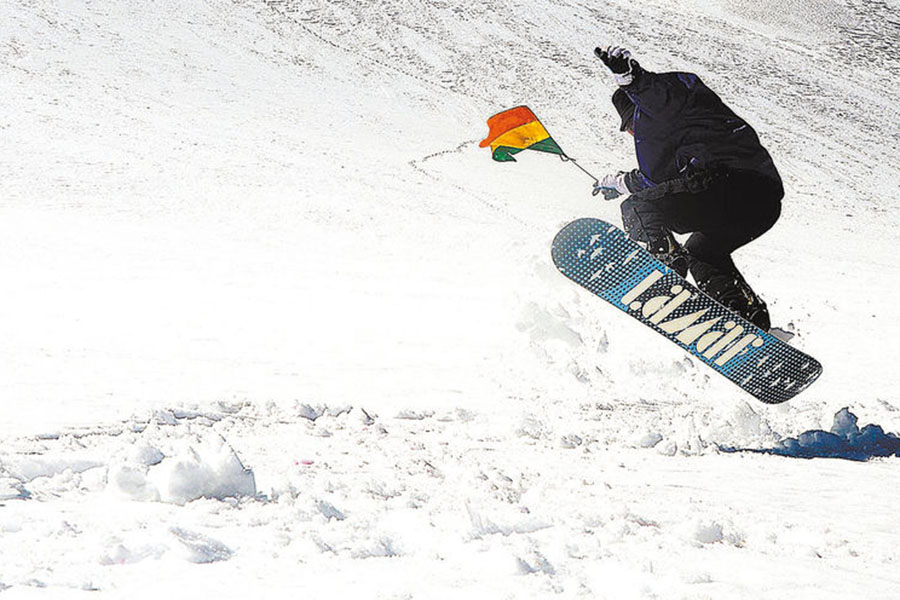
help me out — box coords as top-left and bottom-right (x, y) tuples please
(491, 138), (564, 162)
(528, 137), (564, 155)
(491, 146), (523, 162)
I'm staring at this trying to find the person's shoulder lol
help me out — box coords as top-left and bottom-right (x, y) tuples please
(667, 72), (704, 88)
(646, 71), (702, 88)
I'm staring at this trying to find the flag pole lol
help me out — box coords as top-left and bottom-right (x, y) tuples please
(560, 153), (599, 184)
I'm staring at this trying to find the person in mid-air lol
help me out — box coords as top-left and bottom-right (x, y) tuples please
(593, 46), (782, 331)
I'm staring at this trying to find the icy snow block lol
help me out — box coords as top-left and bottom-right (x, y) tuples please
(171, 528), (234, 563)
(147, 434), (256, 505)
(830, 407), (860, 438)
(108, 465), (161, 502)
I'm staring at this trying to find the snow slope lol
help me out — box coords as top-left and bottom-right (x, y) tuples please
(1, 0), (899, 597)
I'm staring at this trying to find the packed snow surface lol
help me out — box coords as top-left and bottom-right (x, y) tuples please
(2, 0), (900, 597)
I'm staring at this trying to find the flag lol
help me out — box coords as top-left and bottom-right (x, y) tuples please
(478, 106), (565, 162)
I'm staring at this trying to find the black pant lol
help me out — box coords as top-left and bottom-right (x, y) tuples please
(620, 169), (782, 286)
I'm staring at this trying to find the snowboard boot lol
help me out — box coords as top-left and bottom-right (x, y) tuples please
(699, 271), (771, 331)
(646, 230), (689, 278)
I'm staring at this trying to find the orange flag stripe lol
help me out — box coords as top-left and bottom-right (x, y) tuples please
(487, 120), (552, 152)
(479, 106), (539, 147)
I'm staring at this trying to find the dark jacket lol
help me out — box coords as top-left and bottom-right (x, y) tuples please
(622, 70), (781, 192)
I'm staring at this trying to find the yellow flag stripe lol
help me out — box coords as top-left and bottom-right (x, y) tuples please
(489, 121), (551, 152)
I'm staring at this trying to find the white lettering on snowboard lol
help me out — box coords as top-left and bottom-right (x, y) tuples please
(620, 270), (765, 367)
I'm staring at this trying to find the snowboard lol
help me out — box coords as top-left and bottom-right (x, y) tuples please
(551, 218), (822, 404)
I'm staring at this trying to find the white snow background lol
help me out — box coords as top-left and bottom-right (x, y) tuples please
(2, 0), (900, 597)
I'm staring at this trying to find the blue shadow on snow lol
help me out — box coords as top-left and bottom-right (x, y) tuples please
(721, 408), (900, 461)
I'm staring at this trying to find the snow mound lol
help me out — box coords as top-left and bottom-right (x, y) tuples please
(109, 430), (256, 505)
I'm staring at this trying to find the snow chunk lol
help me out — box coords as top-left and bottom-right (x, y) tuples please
(3, 456), (104, 483)
(693, 521), (724, 544)
(108, 465), (160, 502)
(171, 527), (233, 563)
(516, 416), (545, 440)
(108, 431), (256, 505)
(831, 407), (860, 438)
(350, 537), (401, 559)
(466, 502), (551, 538)
(326, 404), (353, 418)
(298, 403), (326, 421)
(0, 478), (30, 501)
(316, 500), (346, 521)
(132, 444), (165, 467)
(297, 403), (352, 421)
(152, 410), (179, 426)
(635, 432), (663, 448)
(657, 440), (678, 456)
(516, 550), (556, 576)
(560, 434), (583, 449)
(99, 540), (166, 566)
(395, 409), (434, 420)
(684, 519), (744, 547)
(146, 433), (256, 505)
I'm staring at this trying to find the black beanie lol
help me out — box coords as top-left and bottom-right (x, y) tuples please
(612, 88), (635, 131)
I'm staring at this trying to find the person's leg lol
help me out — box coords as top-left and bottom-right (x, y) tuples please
(620, 175), (727, 277)
(684, 172), (782, 287)
(683, 172), (782, 329)
(620, 170), (781, 329)
(619, 179), (707, 277)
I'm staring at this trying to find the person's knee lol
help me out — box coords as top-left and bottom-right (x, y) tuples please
(684, 232), (722, 261)
(749, 183), (782, 239)
(619, 197), (640, 236)
(762, 185), (782, 230)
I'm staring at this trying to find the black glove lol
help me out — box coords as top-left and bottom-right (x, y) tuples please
(594, 46), (639, 85)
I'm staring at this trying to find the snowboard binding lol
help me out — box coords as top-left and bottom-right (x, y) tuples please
(646, 230), (689, 278)
(700, 271), (771, 331)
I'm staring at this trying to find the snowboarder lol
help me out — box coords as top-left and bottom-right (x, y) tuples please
(593, 46), (782, 330)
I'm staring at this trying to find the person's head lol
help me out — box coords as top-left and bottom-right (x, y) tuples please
(611, 88), (635, 135)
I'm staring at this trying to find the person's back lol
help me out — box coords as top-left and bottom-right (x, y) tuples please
(626, 71), (781, 186)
